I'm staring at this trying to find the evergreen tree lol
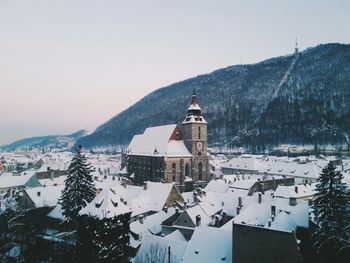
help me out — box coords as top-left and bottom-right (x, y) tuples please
(75, 213), (131, 263)
(312, 161), (350, 262)
(60, 145), (96, 221)
(95, 213), (131, 263)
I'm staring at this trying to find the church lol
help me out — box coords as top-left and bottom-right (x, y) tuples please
(126, 92), (209, 190)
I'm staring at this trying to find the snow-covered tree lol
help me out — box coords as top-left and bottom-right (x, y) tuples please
(312, 161), (350, 262)
(94, 214), (131, 263)
(76, 213), (131, 263)
(60, 146), (95, 221)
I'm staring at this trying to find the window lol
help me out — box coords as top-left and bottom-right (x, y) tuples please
(198, 162), (203, 181)
(172, 163), (176, 182)
(185, 163), (190, 178)
(198, 127), (201, 139)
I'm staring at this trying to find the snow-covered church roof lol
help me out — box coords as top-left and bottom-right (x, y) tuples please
(127, 124), (192, 157)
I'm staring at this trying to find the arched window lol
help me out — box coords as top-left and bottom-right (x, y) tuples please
(172, 163), (176, 182)
(198, 162), (203, 181)
(180, 159), (184, 184)
(198, 127), (201, 140)
(185, 163), (190, 178)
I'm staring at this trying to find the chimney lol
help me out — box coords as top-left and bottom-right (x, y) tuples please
(183, 201), (187, 210)
(37, 191), (41, 197)
(215, 215), (220, 227)
(271, 205), (276, 217)
(163, 206), (168, 213)
(289, 197), (297, 206)
(202, 191), (206, 197)
(50, 169), (54, 180)
(143, 181), (147, 190)
(236, 206), (241, 215)
(175, 207), (179, 214)
(267, 219), (272, 227)
(295, 186), (298, 194)
(258, 193), (262, 204)
(260, 183), (265, 194)
(238, 197), (243, 208)
(195, 215), (201, 226)
(138, 215), (144, 224)
(122, 178), (127, 188)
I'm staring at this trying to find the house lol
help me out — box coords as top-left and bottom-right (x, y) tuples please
(79, 187), (132, 219)
(0, 172), (41, 197)
(133, 233), (188, 263)
(221, 155), (268, 175)
(18, 184), (64, 210)
(274, 183), (316, 200)
(181, 226), (232, 263)
(166, 202), (221, 240)
(232, 196), (309, 263)
(127, 92), (210, 190)
(130, 207), (179, 249)
(130, 181), (184, 220)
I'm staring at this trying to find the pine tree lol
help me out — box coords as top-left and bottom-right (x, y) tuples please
(75, 213), (131, 263)
(94, 214), (131, 263)
(60, 145), (96, 221)
(312, 161), (350, 262)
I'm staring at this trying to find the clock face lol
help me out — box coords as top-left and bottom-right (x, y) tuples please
(196, 141), (203, 151)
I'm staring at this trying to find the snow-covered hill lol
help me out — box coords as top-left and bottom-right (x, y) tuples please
(76, 43), (350, 149)
(1, 130), (88, 151)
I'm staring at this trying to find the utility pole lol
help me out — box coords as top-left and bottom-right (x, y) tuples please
(168, 245), (171, 263)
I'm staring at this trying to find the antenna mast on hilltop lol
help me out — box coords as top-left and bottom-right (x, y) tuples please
(295, 38), (299, 54)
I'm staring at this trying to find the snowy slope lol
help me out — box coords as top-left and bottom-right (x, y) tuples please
(76, 43), (350, 149)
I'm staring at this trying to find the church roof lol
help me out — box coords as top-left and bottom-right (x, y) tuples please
(128, 124), (192, 157)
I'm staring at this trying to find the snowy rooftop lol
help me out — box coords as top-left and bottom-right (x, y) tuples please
(26, 185), (64, 208)
(221, 156), (268, 171)
(204, 180), (229, 193)
(133, 233), (187, 263)
(128, 124), (192, 157)
(261, 161), (324, 179)
(130, 207), (177, 236)
(0, 173), (39, 189)
(233, 193), (309, 232)
(39, 176), (67, 187)
(274, 183), (316, 199)
(79, 188), (132, 219)
(47, 204), (65, 220)
(181, 226), (232, 263)
(132, 181), (175, 217)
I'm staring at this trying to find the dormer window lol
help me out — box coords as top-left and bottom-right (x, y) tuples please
(95, 200), (103, 208)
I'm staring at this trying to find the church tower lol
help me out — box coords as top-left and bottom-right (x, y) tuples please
(181, 90), (209, 186)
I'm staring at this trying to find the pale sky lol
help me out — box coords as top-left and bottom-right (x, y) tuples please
(0, 0), (349, 145)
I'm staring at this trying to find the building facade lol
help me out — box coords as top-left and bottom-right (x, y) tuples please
(126, 92), (209, 190)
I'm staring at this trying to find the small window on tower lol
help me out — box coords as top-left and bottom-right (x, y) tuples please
(198, 127), (201, 140)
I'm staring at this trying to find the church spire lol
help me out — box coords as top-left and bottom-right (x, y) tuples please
(188, 89), (201, 116)
(182, 90), (207, 124)
(190, 89), (199, 107)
